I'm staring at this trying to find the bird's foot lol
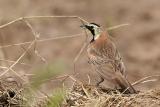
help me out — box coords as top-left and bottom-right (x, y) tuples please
(96, 77), (104, 87)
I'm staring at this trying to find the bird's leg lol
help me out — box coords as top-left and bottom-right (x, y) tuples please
(96, 76), (104, 86)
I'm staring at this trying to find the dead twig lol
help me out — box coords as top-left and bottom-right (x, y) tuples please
(0, 16), (88, 29)
(107, 23), (130, 31)
(0, 41), (35, 78)
(87, 74), (91, 85)
(0, 33), (83, 49)
(0, 18), (37, 80)
(132, 75), (160, 86)
(73, 18), (89, 73)
(23, 19), (48, 65)
(0, 59), (31, 66)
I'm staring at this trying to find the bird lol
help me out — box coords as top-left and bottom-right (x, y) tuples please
(80, 23), (136, 94)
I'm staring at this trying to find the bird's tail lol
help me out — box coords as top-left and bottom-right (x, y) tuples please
(112, 72), (137, 94)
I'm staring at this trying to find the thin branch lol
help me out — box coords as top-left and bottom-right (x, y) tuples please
(34, 50), (48, 64)
(81, 84), (90, 98)
(87, 74), (91, 84)
(23, 19), (39, 51)
(0, 40), (35, 77)
(22, 20), (48, 65)
(107, 23), (130, 31)
(0, 59), (31, 66)
(0, 16), (88, 75)
(73, 39), (88, 65)
(0, 33), (82, 49)
(132, 75), (160, 86)
(73, 40), (89, 63)
(10, 68), (26, 81)
(0, 66), (8, 69)
(0, 22), (129, 49)
(0, 16), (89, 29)
(23, 19), (39, 39)
(141, 79), (158, 84)
(0, 17), (23, 29)
(73, 19), (89, 73)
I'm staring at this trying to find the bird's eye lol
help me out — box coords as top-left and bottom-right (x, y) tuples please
(90, 26), (94, 29)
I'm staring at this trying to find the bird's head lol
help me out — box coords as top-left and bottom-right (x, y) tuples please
(80, 23), (101, 40)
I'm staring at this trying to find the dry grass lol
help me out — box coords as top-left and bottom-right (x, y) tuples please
(63, 83), (160, 107)
(0, 77), (24, 107)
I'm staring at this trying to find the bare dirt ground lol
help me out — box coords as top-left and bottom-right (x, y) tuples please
(0, 0), (160, 106)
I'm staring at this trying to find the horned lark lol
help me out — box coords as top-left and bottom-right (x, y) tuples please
(81, 23), (136, 94)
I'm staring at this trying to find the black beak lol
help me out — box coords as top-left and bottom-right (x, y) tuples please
(80, 24), (90, 30)
(80, 24), (95, 36)
(80, 24), (87, 28)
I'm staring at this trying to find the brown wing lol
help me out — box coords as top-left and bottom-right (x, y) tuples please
(88, 38), (126, 76)
(87, 38), (136, 93)
(102, 39), (126, 76)
(87, 41), (117, 82)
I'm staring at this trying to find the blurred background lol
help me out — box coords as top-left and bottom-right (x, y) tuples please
(0, 0), (160, 93)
